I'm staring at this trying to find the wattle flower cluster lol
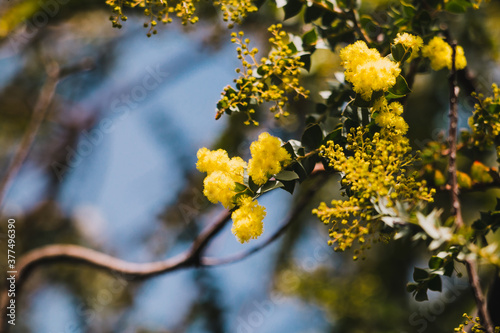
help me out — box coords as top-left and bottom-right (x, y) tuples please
(340, 41), (401, 100)
(372, 97), (408, 136)
(422, 36), (467, 71)
(197, 132), (291, 243)
(248, 132), (291, 185)
(231, 195), (266, 243)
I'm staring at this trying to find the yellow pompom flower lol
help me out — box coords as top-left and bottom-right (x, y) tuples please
(248, 132), (291, 185)
(231, 195), (266, 243)
(340, 41), (401, 100)
(203, 171), (238, 209)
(422, 36), (467, 71)
(196, 147), (247, 209)
(393, 32), (423, 50)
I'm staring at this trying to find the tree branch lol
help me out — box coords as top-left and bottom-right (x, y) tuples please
(0, 63), (59, 209)
(0, 209), (232, 331)
(448, 42), (494, 333)
(0, 59), (94, 209)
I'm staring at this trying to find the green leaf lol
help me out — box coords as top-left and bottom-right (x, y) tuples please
(445, 0), (472, 13)
(391, 43), (406, 63)
(281, 179), (296, 194)
(413, 267), (429, 282)
(275, 170), (300, 181)
(443, 261), (454, 277)
(324, 127), (343, 144)
(301, 123), (324, 150)
(234, 182), (248, 193)
(428, 275), (442, 292)
(400, 0), (416, 17)
(283, 0), (303, 20)
(303, 29), (318, 46)
(299, 52), (312, 71)
(304, 5), (322, 23)
(388, 75), (411, 96)
(259, 180), (284, 194)
(321, 11), (337, 27)
(428, 256), (444, 270)
(415, 289), (429, 302)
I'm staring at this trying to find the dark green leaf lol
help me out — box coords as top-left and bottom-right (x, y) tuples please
(428, 275), (442, 292)
(388, 75), (411, 96)
(304, 5), (323, 23)
(300, 53), (312, 71)
(415, 289), (429, 302)
(281, 179), (297, 194)
(321, 11), (337, 27)
(283, 0), (303, 20)
(324, 127), (343, 144)
(413, 267), (429, 282)
(303, 29), (318, 46)
(259, 180), (284, 194)
(428, 256), (444, 270)
(302, 123), (324, 150)
(391, 43), (406, 63)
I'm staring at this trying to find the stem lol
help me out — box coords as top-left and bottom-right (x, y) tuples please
(447, 42), (463, 228)
(448, 42), (494, 333)
(0, 63), (59, 209)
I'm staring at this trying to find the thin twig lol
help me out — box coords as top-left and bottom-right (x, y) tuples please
(0, 63), (59, 209)
(350, 8), (372, 44)
(448, 42), (494, 333)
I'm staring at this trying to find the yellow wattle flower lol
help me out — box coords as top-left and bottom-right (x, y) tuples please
(393, 32), (423, 50)
(248, 132), (291, 186)
(422, 36), (467, 71)
(231, 195), (266, 243)
(203, 170), (238, 209)
(340, 41), (401, 100)
(196, 147), (247, 209)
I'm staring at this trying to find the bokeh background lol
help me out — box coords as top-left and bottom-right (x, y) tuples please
(1, 0), (500, 332)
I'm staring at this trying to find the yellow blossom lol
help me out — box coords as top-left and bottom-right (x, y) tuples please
(203, 171), (238, 209)
(197, 147), (246, 182)
(393, 32), (423, 51)
(197, 147), (247, 208)
(340, 41), (401, 100)
(248, 132), (291, 185)
(422, 36), (467, 71)
(231, 195), (266, 243)
(373, 99), (408, 135)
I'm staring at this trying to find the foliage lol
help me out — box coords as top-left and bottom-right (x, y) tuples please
(2, 0), (500, 331)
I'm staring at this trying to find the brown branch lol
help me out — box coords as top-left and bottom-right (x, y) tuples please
(448, 42), (494, 333)
(0, 59), (94, 209)
(202, 171), (328, 266)
(0, 209), (232, 332)
(448, 42), (463, 229)
(0, 63), (59, 209)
